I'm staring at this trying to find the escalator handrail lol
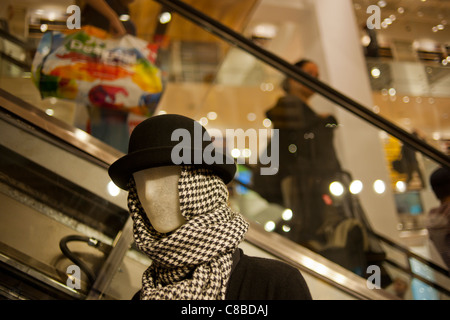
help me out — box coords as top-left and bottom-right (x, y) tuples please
(0, 90), (397, 300)
(370, 229), (450, 276)
(383, 257), (450, 297)
(0, 51), (31, 70)
(154, 0), (450, 170)
(0, 29), (32, 50)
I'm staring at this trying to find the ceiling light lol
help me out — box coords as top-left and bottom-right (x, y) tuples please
(377, 1), (386, 8)
(264, 221), (276, 232)
(159, 12), (172, 24)
(48, 12), (56, 21)
(349, 180), (363, 194)
(329, 181), (344, 196)
(371, 67), (381, 78)
(263, 118), (272, 128)
(395, 181), (406, 193)
(282, 209), (293, 221)
(231, 148), (240, 158)
(207, 111), (217, 120)
(432, 132), (441, 140)
(119, 14), (130, 22)
(373, 180), (386, 194)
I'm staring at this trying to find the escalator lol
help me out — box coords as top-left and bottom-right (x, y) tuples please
(0, 0), (449, 300)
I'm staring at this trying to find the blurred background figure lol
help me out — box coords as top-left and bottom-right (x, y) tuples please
(426, 166), (450, 271)
(0, 1), (14, 32)
(255, 59), (343, 245)
(79, 0), (137, 152)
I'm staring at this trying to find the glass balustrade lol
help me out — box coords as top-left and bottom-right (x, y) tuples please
(0, 0), (448, 300)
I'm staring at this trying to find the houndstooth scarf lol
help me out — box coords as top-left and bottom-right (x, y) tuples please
(127, 165), (249, 300)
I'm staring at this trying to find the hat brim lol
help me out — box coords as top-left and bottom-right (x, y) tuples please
(108, 146), (236, 190)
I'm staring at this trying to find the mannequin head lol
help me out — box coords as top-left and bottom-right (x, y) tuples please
(133, 165), (185, 233)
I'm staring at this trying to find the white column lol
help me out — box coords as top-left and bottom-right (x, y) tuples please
(302, 0), (401, 241)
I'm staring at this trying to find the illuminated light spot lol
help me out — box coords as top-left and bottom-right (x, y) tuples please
(107, 181), (120, 197)
(282, 209), (293, 221)
(48, 12), (56, 21)
(395, 181), (406, 193)
(263, 118), (272, 128)
(349, 180), (363, 194)
(264, 221), (276, 232)
(231, 148), (241, 158)
(159, 12), (172, 24)
(373, 179), (386, 194)
(282, 225), (291, 232)
(75, 130), (89, 141)
(247, 113), (256, 122)
(119, 14), (130, 21)
(260, 82), (274, 92)
(373, 105), (380, 113)
(432, 132), (441, 140)
(241, 148), (252, 158)
(207, 111), (217, 120)
(371, 67), (381, 78)
(329, 181), (344, 196)
(288, 144), (297, 153)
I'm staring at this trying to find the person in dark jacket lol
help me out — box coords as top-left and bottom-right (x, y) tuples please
(109, 114), (312, 300)
(254, 59), (342, 245)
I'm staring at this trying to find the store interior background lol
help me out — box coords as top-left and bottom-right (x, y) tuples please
(0, 0), (449, 299)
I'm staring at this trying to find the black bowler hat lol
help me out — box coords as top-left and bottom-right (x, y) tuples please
(108, 114), (236, 190)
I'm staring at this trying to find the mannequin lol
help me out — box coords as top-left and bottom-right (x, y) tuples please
(108, 114), (312, 300)
(133, 166), (185, 234)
